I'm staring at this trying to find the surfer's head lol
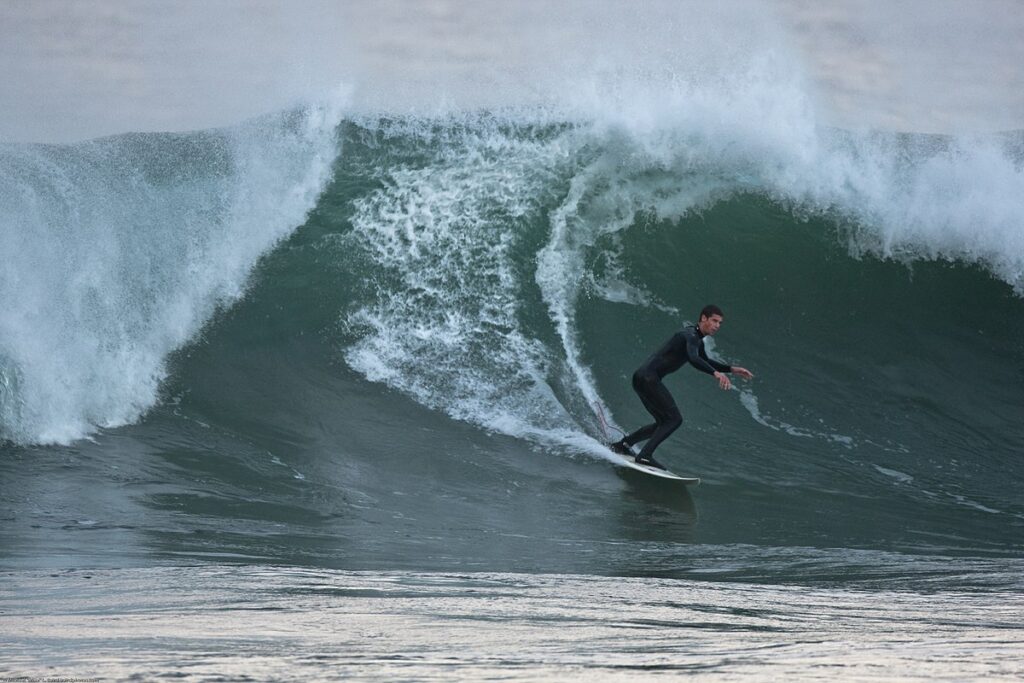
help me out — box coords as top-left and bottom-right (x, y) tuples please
(698, 304), (723, 336)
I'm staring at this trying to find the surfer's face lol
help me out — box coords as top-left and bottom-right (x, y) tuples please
(699, 314), (722, 336)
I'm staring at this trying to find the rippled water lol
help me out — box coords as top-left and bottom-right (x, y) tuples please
(3, 566), (1023, 681)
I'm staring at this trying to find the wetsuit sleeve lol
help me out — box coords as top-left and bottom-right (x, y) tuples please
(699, 345), (733, 374)
(684, 331), (721, 376)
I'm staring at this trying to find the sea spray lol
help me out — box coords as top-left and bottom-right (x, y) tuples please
(0, 96), (345, 444)
(580, 78), (1024, 292)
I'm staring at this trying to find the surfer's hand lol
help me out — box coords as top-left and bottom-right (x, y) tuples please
(714, 371), (732, 390)
(732, 366), (754, 380)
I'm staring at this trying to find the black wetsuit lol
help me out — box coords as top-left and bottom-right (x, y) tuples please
(624, 325), (732, 461)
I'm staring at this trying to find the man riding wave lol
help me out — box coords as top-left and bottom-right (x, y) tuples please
(609, 304), (754, 470)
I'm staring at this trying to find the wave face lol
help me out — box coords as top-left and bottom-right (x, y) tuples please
(2, 100), (1023, 580)
(336, 110), (1024, 452)
(0, 102), (343, 443)
(321, 113), (1024, 552)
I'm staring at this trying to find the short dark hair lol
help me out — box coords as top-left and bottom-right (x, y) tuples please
(699, 304), (723, 320)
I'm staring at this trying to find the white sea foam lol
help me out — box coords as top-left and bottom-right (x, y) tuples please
(0, 92), (347, 444)
(739, 388), (855, 447)
(557, 44), (1024, 292)
(874, 465), (914, 484)
(343, 120), (583, 445)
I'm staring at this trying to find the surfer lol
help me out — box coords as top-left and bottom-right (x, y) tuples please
(609, 304), (753, 470)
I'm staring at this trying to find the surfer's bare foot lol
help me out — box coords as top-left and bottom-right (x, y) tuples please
(635, 455), (666, 470)
(609, 440), (634, 456)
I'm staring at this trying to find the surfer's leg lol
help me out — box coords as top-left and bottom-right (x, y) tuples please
(635, 379), (682, 462)
(621, 371), (664, 446)
(611, 424), (653, 456)
(622, 423), (657, 446)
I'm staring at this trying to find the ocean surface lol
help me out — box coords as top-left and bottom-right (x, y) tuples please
(2, 3), (1024, 680)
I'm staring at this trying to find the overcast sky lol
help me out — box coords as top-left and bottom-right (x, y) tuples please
(1, 0), (1022, 143)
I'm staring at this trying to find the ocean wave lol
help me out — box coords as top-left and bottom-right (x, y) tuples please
(0, 96), (346, 444)
(2, 92), (1022, 453)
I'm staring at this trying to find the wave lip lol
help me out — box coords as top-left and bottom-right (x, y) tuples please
(0, 96), (345, 445)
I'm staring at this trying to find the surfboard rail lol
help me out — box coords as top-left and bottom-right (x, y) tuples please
(608, 451), (700, 484)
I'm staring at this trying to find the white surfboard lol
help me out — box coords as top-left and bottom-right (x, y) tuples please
(608, 450), (700, 484)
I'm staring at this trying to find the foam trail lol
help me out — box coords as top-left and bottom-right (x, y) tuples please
(738, 389), (854, 447)
(342, 116), (582, 442)
(535, 167), (608, 429)
(0, 92), (347, 444)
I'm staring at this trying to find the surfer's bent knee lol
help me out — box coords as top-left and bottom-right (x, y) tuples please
(632, 370), (658, 391)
